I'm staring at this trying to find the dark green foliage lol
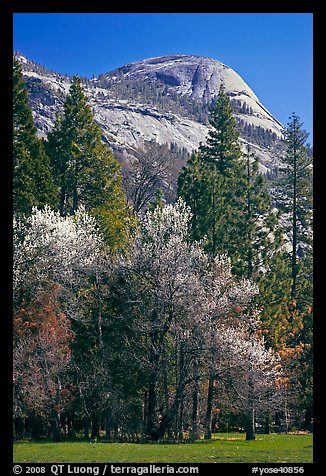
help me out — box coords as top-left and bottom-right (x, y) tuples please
(46, 76), (104, 215)
(179, 85), (245, 258)
(13, 57), (57, 214)
(199, 86), (245, 258)
(234, 145), (283, 279)
(276, 113), (313, 305)
(177, 151), (209, 243)
(46, 76), (136, 251)
(178, 92), (306, 357)
(275, 113), (313, 429)
(258, 251), (294, 349)
(199, 85), (242, 174)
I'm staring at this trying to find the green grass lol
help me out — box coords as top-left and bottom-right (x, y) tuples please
(13, 433), (313, 463)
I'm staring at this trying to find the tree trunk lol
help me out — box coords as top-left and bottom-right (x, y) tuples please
(163, 361), (169, 414)
(143, 390), (148, 436)
(146, 369), (159, 439)
(91, 417), (100, 439)
(275, 412), (281, 432)
(105, 408), (112, 440)
(155, 338), (188, 441)
(84, 416), (90, 440)
(72, 160), (79, 213)
(291, 148), (297, 300)
(284, 397), (290, 434)
(95, 274), (106, 360)
(246, 151), (253, 279)
(59, 186), (67, 216)
(204, 373), (215, 439)
(246, 369), (255, 439)
(190, 382), (199, 441)
(156, 381), (185, 440)
(264, 415), (270, 434)
(246, 323), (256, 441)
(68, 412), (76, 438)
(178, 395), (184, 439)
(211, 179), (216, 255)
(145, 310), (162, 440)
(30, 413), (42, 440)
(50, 408), (62, 442)
(303, 404), (313, 432)
(245, 408), (256, 441)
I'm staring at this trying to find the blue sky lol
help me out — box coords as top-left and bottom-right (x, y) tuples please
(13, 13), (313, 140)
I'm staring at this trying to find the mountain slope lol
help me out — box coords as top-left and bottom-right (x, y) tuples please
(103, 54), (283, 133)
(16, 52), (285, 178)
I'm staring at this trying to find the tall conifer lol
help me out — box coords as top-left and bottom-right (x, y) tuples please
(13, 57), (57, 214)
(177, 151), (210, 243)
(179, 85), (244, 259)
(275, 113), (313, 429)
(234, 145), (283, 279)
(46, 76), (136, 251)
(277, 113), (313, 305)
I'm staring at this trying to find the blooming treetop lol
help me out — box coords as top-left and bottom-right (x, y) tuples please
(13, 206), (107, 300)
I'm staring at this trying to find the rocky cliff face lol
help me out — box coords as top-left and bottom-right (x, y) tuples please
(16, 52), (285, 177)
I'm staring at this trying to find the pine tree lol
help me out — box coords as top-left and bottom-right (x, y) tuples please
(46, 76), (99, 215)
(200, 85), (245, 258)
(275, 113), (313, 430)
(179, 85), (244, 259)
(277, 113), (313, 305)
(13, 57), (57, 214)
(199, 85), (242, 176)
(234, 145), (283, 279)
(46, 76), (136, 251)
(177, 151), (210, 243)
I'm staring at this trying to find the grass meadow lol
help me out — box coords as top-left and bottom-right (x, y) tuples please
(13, 433), (313, 464)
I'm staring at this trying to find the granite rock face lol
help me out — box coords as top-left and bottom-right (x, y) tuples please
(17, 53), (285, 177)
(109, 55), (226, 102)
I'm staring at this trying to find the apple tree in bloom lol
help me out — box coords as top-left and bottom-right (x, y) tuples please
(113, 198), (260, 440)
(211, 315), (283, 440)
(13, 205), (107, 305)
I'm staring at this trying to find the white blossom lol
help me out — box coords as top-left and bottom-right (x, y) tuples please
(13, 206), (108, 301)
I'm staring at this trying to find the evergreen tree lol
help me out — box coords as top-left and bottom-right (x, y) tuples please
(257, 252), (292, 349)
(235, 142), (312, 428)
(275, 113), (313, 430)
(46, 76), (136, 251)
(277, 113), (313, 305)
(199, 85), (245, 259)
(199, 85), (242, 176)
(234, 145), (283, 279)
(177, 151), (210, 243)
(13, 57), (57, 214)
(179, 85), (244, 259)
